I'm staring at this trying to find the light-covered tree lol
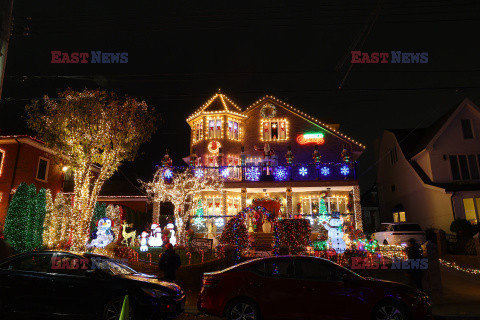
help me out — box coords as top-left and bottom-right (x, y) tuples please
(27, 89), (156, 251)
(42, 189), (55, 247)
(142, 168), (224, 245)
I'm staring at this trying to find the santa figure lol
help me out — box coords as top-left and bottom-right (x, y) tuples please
(254, 143), (275, 160)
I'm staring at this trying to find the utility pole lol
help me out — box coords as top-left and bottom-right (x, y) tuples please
(0, 0), (14, 100)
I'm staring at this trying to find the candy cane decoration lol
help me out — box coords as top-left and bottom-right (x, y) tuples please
(147, 253), (152, 265)
(200, 250), (204, 263)
(186, 252), (192, 265)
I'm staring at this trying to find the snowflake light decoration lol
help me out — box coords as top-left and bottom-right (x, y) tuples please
(193, 217), (205, 228)
(194, 169), (204, 178)
(321, 166), (330, 176)
(221, 168), (230, 178)
(215, 217), (225, 228)
(298, 167), (308, 177)
(246, 167), (261, 181)
(340, 165), (350, 176)
(163, 168), (173, 179)
(273, 166), (288, 181)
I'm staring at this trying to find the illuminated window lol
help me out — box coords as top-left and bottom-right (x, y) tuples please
(208, 118), (222, 139)
(463, 198), (479, 224)
(193, 120), (203, 143)
(0, 192), (3, 203)
(393, 211), (406, 222)
(227, 119), (240, 141)
(36, 157), (50, 182)
(262, 119), (287, 141)
(206, 197), (222, 216)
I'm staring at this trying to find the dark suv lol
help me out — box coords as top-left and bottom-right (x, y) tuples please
(0, 251), (185, 319)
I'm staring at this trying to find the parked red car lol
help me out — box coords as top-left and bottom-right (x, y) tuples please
(198, 256), (431, 320)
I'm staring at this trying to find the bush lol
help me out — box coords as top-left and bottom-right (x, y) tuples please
(273, 219), (311, 255)
(450, 219), (475, 238)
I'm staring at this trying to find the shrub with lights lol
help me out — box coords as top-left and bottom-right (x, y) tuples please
(272, 219), (311, 255)
(217, 213), (249, 258)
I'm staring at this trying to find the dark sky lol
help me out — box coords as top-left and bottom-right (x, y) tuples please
(2, 0), (480, 191)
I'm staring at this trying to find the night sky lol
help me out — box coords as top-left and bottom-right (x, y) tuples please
(2, 0), (480, 191)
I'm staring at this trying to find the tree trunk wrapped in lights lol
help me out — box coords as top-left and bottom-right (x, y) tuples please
(142, 168), (224, 246)
(42, 190), (55, 247)
(32, 188), (47, 250)
(27, 89), (156, 251)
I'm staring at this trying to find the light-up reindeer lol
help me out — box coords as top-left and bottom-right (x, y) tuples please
(121, 221), (137, 247)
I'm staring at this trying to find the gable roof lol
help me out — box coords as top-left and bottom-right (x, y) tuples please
(244, 95), (365, 149)
(388, 98), (478, 160)
(186, 91), (246, 122)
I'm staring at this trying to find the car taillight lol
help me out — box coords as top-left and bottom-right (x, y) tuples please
(203, 275), (219, 288)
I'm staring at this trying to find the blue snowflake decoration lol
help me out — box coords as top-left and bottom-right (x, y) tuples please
(194, 169), (204, 178)
(221, 168), (230, 178)
(298, 167), (308, 177)
(245, 167), (261, 181)
(163, 168), (173, 179)
(340, 165), (350, 176)
(321, 166), (330, 176)
(273, 166), (288, 181)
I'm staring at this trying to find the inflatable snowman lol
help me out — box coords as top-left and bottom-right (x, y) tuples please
(322, 212), (346, 254)
(148, 223), (163, 247)
(88, 218), (114, 248)
(166, 223), (176, 247)
(139, 231), (149, 252)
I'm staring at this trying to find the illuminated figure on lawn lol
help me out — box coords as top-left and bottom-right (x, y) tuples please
(148, 223), (163, 247)
(88, 218), (114, 249)
(140, 231), (149, 252)
(322, 212), (346, 254)
(166, 223), (176, 247)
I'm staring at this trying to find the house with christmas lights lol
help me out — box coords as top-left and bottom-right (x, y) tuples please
(179, 92), (365, 240)
(377, 98), (480, 232)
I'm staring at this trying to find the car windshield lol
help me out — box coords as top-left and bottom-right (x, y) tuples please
(90, 257), (136, 276)
(392, 224), (422, 231)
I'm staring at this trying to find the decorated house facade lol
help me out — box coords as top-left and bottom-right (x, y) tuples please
(183, 92), (365, 236)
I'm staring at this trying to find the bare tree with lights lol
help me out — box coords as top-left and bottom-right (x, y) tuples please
(27, 89), (156, 251)
(142, 168), (224, 246)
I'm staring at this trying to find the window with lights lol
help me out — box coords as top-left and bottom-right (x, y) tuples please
(208, 118), (222, 139)
(193, 120), (203, 143)
(262, 119), (287, 141)
(227, 119), (240, 141)
(206, 197), (222, 216)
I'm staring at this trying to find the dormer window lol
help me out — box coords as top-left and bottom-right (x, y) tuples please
(461, 119), (474, 139)
(261, 119), (288, 141)
(208, 118), (222, 139)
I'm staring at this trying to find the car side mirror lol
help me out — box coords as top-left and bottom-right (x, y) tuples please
(342, 273), (356, 283)
(85, 269), (96, 278)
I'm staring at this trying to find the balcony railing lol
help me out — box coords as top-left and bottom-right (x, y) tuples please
(191, 162), (356, 182)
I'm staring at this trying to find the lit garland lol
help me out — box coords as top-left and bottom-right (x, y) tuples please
(439, 259), (480, 275)
(273, 219), (311, 255)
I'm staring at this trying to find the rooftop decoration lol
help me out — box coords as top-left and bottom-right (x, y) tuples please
(260, 103), (277, 118)
(186, 92), (247, 122)
(297, 133), (325, 145)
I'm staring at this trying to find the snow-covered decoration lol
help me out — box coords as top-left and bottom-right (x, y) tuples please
(322, 212), (346, 254)
(148, 223), (163, 247)
(246, 167), (261, 181)
(88, 218), (114, 249)
(298, 167), (308, 176)
(321, 166), (330, 176)
(140, 231), (149, 252)
(340, 165), (350, 176)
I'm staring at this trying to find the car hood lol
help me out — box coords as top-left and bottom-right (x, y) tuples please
(118, 273), (183, 294)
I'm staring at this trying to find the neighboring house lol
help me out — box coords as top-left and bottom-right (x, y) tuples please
(0, 135), (70, 227)
(361, 183), (380, 234)
(377, 98), (480, 232)
(174, 92), (366, 234)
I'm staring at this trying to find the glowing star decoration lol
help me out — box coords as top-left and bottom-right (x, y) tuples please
(148, 223), (163, 247)
(321, 166), (330, 176)
(139, 231), (149, 252)
(207, 140), (221, 154)
(246, 167), (261, 181)
(298, 167), (308, 176)
(194, 169), (204, 178)
(296, 133), (325, 145)
(340, 165), (350, 176)
(163, 168), (173, 179)
(88, 218), (114, 249)
(221, 168), (230, 178)
(273, 166), (288, 181)
(322, 212), (346, 254)
(215, 217), (225, 228)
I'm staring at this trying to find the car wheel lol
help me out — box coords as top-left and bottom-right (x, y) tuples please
(226, 299), (259, 320)
(103, 296), (134, 320)
(373, 300), (410, 320)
